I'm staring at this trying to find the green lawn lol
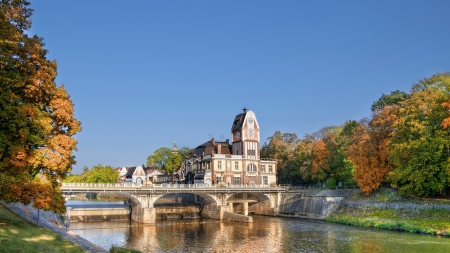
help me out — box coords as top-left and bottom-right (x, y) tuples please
(0, 202), (85, 253)
(326, 189), (450, 236)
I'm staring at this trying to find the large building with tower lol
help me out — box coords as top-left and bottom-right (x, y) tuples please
(179, 109), (277, 186)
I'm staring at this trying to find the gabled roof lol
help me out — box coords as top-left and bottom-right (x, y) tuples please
(125, 167), (136, 178)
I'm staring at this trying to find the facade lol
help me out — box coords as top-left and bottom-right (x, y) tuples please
(179, 109), (277, 186)
(125, 165), (146, 186)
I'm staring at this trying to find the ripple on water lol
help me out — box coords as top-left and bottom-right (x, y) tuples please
(69, 216), (450, 252)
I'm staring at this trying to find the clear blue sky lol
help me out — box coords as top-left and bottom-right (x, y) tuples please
(29, 1), (450, 174)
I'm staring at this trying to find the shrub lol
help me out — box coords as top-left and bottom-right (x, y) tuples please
(326, 178), (337, 188)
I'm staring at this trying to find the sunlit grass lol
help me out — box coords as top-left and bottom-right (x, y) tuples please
(0, 202), (84, 253)
(326, 189), (450, 236)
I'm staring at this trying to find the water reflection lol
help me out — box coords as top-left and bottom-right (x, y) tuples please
(70, 216), (450, 252)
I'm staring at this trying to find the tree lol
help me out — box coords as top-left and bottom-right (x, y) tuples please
(85, 165), (118, 183)
(178, 147), (193, 158)
(389, 73), (450, 197)
(146, 147), (182, 174)
(261, 131), (299, 184)
(371, 90), (409, 112)
(164, 153), (182, 174)
(64, 165), (119, 183)
(146, 147), (171, 168)
(0, 0), (81, 213)
(347, 108), (396, 195)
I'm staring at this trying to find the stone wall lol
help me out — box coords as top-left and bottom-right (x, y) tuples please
(131, 205), (156, 224)
(156, 206), (201, 219)
(222, 212), (253, 223)
(200, 204), (220, 219)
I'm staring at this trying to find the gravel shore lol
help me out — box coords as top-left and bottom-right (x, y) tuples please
(6, 203), (107, 253)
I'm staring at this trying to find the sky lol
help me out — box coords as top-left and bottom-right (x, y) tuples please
(28, 1), (450, 174)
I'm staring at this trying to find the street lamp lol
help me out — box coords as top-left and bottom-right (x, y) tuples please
(188, 161), (191, 184)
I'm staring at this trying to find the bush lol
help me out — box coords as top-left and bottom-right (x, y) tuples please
(326, 178), (337, 188)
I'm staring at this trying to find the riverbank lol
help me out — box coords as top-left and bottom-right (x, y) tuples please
(325, 188), (450, 236)
(1, 202), (108, 252)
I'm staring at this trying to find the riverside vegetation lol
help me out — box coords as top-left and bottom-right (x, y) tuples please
(0, 202), (142, 253)
(325, 189), (450, 236)
(0, 202), (84, 253)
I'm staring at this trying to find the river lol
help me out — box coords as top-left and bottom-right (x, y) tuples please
(67, 201), (450, 252)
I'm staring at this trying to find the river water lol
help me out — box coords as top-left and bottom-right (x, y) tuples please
(68, 202), (450, 253)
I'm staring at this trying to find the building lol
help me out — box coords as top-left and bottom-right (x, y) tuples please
(179, 109), (277, 186)
(125, 165), (146, 186)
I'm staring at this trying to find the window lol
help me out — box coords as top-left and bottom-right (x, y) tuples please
(218, 161), (222, 169)
(234, 177), (241, 186)
(262, 176), (268, 185)
(235, 162), (239, 170)
(216, 176), (222, 184)
(247, 149), (255, 156)
(248, 164), (256, 172)
(260, 165), (266, 172)
(269, 165), (273, 173)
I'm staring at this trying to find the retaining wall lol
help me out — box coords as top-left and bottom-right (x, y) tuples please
(223, 212), (253, 222)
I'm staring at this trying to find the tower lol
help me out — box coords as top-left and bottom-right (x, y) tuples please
(231, 108), (260, 159)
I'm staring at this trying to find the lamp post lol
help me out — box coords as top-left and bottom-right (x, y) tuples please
(188, 161), (191, 184)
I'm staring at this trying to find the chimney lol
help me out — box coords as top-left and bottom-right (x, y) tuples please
(225, 139), (229, 144)
(211, 138), (215, 145)
(217, 144), (222, 154)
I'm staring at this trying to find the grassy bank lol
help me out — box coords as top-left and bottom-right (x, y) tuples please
(0, 202), (84, 253)
(325, 189), (450, 236)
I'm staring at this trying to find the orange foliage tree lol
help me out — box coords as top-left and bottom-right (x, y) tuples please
(346, 106), (397, 195)
(0, 1), (81, 212)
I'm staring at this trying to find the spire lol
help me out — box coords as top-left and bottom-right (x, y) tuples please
(172, 140), (178, 154)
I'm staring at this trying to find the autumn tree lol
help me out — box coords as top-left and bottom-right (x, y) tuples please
(389, 73), (450, 197)
(292, 135), (316, 184)
(0, 0), (81, 213)
(309, 125), (355, 185)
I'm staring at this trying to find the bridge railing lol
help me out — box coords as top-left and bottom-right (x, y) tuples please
(61, 182), (280, 189)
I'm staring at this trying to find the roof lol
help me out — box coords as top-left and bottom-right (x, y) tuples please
(125, 167), (136, 178)
(231, 112), (246, 132)
(192, 139), (231, 157)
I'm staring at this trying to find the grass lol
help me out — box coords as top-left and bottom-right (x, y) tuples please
(109, 246), (142, 253)
(325, 189), (450, 236)
(0, 202), (84, 253)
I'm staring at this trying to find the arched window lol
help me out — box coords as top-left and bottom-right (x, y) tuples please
(247, 164), (256, 172)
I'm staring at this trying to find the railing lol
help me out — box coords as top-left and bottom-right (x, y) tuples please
(260, 158), (277, 162)
(61, 182), (280, 189)
(281, 184), (360, 190)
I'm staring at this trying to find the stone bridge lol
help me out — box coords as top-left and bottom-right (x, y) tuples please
(61, 183), (285, 224)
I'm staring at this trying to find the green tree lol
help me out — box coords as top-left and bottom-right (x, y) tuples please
(261, 131), (299, 184)
(371, 90), (409, 112)
(389, 73), (450, 197)
(0, 0), (81, 213)
(64, 165), (118, 183)
(164, 153), (182, 174)
(178, 147), (193, 158)
(86, 164), (118, 183)
(147, 147), (183, 174)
